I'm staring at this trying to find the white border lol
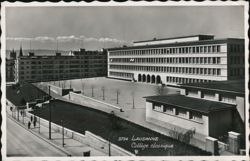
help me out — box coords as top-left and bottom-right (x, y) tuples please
(1, 1), (249, 161)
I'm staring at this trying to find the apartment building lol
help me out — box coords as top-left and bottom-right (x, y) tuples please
(15, 49), (107, 83)
(107, 35), (245, 84)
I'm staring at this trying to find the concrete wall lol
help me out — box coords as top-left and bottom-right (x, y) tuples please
(69, 91), (121, 110)
(146, 101), (209, 138)
(85, 131), (134, 156)
(209, 110), (233, 138)
(49, 84), (73, 96)
(27, 112), (133, 156)
(236, 96), (245, 122)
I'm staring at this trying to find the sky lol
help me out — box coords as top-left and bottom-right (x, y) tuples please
(5, 6), (245, 51)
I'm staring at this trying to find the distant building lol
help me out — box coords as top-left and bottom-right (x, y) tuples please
(107, 35), (245, 84)
(6, 58), (15, 82)
(14, 48), (107, 83)
(145, 80), (245, 142)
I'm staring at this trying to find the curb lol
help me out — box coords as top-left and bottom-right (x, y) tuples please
(7, 114), (72, 157)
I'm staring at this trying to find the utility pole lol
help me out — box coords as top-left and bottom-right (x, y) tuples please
(61, 119), (65, 147)
(102, 86), (105, 100)
(22, 110), (24, 124)
(116, 89), (120, 104)
(108, 141), (111, 156)
(49, 85), (52, 140)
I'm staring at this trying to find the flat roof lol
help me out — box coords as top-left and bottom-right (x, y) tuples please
(108, 38), (244, 51)
(179, 80), (245, 95)
(133, 34), (214, 43)
(145, 94), (235, 114)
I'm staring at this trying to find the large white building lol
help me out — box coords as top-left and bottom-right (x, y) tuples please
(107, 35), (245, 84)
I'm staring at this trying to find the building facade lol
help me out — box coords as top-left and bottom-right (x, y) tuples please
(15, 49), (107, 83)
(145, 80), (245, 143)
(6, 58), (15, 82)
(107, 35), (245, 84)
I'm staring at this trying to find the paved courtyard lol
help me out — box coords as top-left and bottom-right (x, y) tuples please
(49, 77), (179, 110)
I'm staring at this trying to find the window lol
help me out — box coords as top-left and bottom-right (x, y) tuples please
(217, 45), (221, 52)
(187, 90), (198, 97)
(203, 92), (215, 100)
(153, 104), (163, 112)
(176, 108), (187, 118)
(220, 95), (236, 104)
(164, 105), (174, 114)
(189, 111), (202, 122)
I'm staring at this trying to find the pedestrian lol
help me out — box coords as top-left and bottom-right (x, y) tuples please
(33, 120), (36, 127)
(30, 115), (33, 122)
(28, 121), (31, 129)
(34, 116), (37, 123)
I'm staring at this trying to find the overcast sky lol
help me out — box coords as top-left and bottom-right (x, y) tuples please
(5, 6), (245, 51)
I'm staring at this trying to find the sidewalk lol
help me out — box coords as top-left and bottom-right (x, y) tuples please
(8, 112), (106, 157)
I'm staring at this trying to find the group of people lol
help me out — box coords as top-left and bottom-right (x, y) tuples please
(28, 115), (38, 129)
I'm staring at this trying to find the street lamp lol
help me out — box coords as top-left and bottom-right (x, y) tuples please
(48, 85), (52, 140)
(61, 119), (65, 147)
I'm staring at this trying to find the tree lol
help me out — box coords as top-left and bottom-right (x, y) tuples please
(116, 89), (120, 104)
(109, 111), (120, 129)
(91, 85), (95, 97)
(101, 86), (105, 100)
(131, 91), (135, 109)
(155, 84), (168, 95)
(81, 79), (85, 95)
(21, 98), (26, 105)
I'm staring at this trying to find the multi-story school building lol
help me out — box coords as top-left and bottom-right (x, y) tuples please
(107, 35), (245, 84)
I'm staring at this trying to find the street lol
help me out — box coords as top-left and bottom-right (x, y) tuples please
(6, 116), (67, 157)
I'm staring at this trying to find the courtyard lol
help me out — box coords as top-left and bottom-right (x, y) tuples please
(48, 77), (179, 110)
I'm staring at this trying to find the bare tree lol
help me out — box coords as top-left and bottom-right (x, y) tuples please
(101, 86), (105, 100)
(116, 89), (120, 104)
(131, 91), (135, 109)
(81, 79), (85, 95)
(91, 85), (95, 97)
(155, 84), (168, 95)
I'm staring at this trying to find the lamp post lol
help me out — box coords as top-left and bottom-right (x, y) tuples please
(48, 85), (52, 140)
(61, 119), (65, 147)
(22, 110), (24, 124)
(108, 140), (111, 156)
(38, 109), (41, 134)
(116, 89), (120, 104)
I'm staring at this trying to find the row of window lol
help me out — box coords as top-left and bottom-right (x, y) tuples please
(110, 65), (222, 76)
(166, 76), (214, 84)
(109, 71), (133, 78)
(186, 90), (236, 104)
(109, 45), (222, 56)
(110, 57), (222, 64)
(152, 104), (202, 122)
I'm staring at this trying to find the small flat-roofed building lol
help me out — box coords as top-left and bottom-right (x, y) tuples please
(145, 80), (245, 142)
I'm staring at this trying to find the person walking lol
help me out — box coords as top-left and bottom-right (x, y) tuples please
(28, 121), (31, 129)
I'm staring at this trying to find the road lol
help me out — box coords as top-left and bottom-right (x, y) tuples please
(6, 116), (66, 157)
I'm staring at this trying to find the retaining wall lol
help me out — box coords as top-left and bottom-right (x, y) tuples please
(69, 91), (121, 110)
(49, 84), (73, 96)
(27, 112), (133, 156)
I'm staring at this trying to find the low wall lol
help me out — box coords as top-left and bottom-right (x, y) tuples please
(69, 91), (121, 110)
(218, 141), (229, 152)
(49, 84), (73, 96)
(27, 112), (133, 156)
(85, 131), (135, 156)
